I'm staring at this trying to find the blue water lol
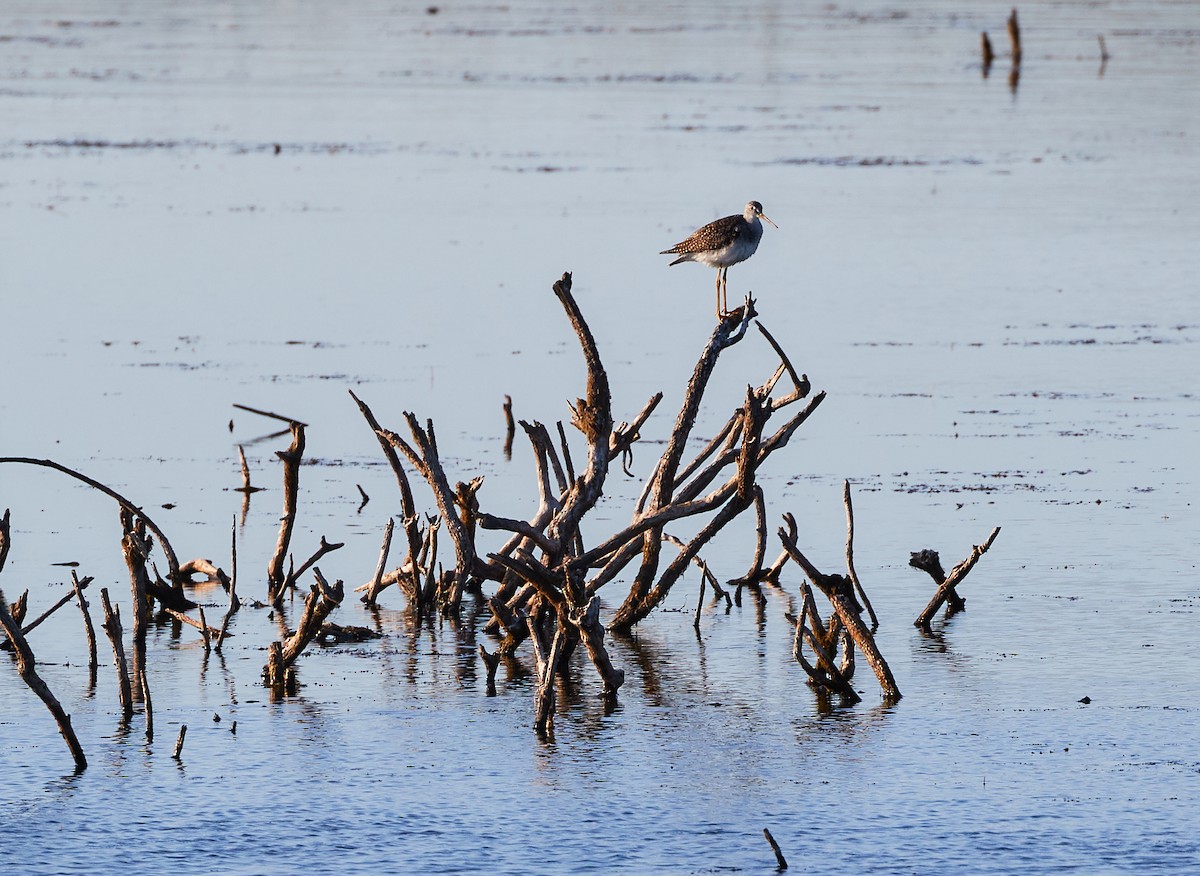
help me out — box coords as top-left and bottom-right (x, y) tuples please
(3, 1), (1199, 873)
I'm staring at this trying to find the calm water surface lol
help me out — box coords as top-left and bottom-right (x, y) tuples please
(2, 2), (1198, 873)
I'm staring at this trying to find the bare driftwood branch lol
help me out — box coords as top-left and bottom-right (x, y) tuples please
(571, 595), (624, 698)
(529, 607), (568, 736)
(350, 389), (425, 604)
(779, 514), (900, 702)
(72, 571), (98, 670)
(0, 518), (86, 769)
(232, 403), (308, 427)
(615, 305), (759, 627)
(608, 390), (826, 632)
(1, 577), (92, 650)
(99, 587), (134, 721)
(267, 421), (305, 605)
(478, 643), (501, 696)
(162, 606), (230, 643)
(0, 459), (185, 588)
(235, 445), (264, 495)
(763, 827), (788, 871)
(284, 535), (345, 592)
(727, 485), (767, 588)
(0, 587), (88, 772)
(120, 509), (155, 739)
(1007, 7), (1022, 66)
(352, 272), (829, 724)
(0, 509), (9, 575)
(361, 517), (396, 606)
(790, 582), (860, 704)
(178, 557), (231, 590)
(912, 526), (1002, 630)
(843, 480), (878, 630)
(263, 568), (344, 689)
(502, 394), (516, 460)
(215, 516), (240, 653)
(378, 415), (481, 592)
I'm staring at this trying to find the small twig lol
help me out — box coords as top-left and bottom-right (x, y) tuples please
(215, 515), (240, 653)
(232, 403), (308, 427)
(162, 607), (228, 643)
(355, 483), (369, 512)
(172, 724), (188, 759)
(285, 535), (345, 592)
(1, 583), (86, 648)
(843, 480), (877, 630)
(362, 518), (396, 606)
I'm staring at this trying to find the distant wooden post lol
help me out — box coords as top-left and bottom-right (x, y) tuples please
(1007, 8), (1022, 66)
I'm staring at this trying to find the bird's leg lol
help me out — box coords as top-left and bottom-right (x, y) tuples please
(715, 268), (723, 320)
(721, 268), (729, 316)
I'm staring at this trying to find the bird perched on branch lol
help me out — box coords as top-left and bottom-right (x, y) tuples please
(661, 200), (778, 319)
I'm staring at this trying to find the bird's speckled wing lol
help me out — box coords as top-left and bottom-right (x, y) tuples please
(662, 213), (743, 254)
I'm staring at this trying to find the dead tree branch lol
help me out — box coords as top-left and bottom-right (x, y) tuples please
(267, 421), (305, 605)
(350, 389), (425, 605)
(71, 571), (98, 670)
(120, 509), (155, 739)
(0, 588), (87, 772)
(0, 459), (186, 589)
(99, 587), (134, 721)
(263, 568), (344, 690)
(779, 514), (900, 702)
(912, 526), (1001, 630)
(843, 480), (878, 630)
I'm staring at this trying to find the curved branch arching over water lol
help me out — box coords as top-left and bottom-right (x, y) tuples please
(0, 457), (183, 586)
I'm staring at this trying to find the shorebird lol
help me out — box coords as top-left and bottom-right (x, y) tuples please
(661, 200), (778, 319)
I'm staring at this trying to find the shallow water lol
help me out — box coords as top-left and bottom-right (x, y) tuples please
(2, 2), (1199, 874)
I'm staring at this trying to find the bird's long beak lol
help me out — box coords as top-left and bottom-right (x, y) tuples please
(762, 214), (779, 229)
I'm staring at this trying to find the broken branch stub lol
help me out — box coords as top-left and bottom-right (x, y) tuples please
(912, 526), (1001, 630)
(264, 568), (345, 690)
